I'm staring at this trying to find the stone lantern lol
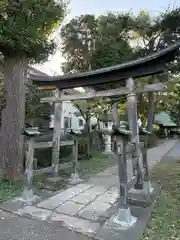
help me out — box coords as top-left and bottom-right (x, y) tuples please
(99, 112), (115, 155)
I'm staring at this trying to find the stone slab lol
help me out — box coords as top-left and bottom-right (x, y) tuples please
(37, 183), (93, 210)
(78, 200), (111, 221)
(55, 201), (85, 216)
(88, 176), (118, 188)
(127, 182), (158, 207)
(95, 187), (119, 205)
(97, 172), (115, 177)
(95, 183), (161, 240)
(104, 166), (118, 175)
(50, 212), (100, 237)
(72, 185), (108, 206)
(15, 206), (53, 221)
(72, 191), (98, 205)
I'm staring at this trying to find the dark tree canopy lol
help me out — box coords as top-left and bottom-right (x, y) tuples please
(60, 13), (135, 74)
(0, 0), (66, 61)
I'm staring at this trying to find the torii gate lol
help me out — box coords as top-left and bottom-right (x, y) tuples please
(30, 42), (180, 228)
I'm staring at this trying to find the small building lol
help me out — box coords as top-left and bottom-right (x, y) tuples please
(49, 101), (86, 131)
(154, 111), (179, 136)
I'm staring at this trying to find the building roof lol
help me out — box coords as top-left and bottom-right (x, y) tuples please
(154, 111), (177, 127)
(30, 42), (180, 90)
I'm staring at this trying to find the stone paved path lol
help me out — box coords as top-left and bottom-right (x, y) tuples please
(8, 140), (179, 238)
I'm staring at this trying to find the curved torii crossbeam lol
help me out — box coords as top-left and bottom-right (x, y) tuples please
(30, 42), (180, 89)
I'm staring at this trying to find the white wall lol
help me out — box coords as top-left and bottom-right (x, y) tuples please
(49, 101), (86, 130)
(62, 101), (85, 130)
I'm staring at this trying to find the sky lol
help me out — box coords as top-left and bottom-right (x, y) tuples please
(36, 0), (180, 75)
(68, 0), (179, 17)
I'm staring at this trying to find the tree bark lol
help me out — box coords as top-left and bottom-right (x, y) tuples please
(0, 55), (27, 180)
(147, 92), (154, 132)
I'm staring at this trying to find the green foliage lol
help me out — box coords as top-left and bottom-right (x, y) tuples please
(79, 151), (117, 179)
(0, 179), (22, 202)
(0, 81), (52, 126)
(162, 76), (180, 125)
(61, 13), (135, 120)
(91, 13), (135, 69)
(61, 14), (97, 73)
(61, 13), (134, 74)
(0, 0), (66, 61)
(73, 98), (111, 123)
(25, 84), (52, 123)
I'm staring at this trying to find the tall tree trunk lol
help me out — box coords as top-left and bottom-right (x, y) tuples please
(0, 55), (27, 180)
(147, 92), (154, 132)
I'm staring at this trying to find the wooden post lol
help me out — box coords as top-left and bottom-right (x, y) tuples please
(126, 78), (143, 190)
(117, 137), (128, 207)
(52, 88), (62, 178)
(69, 138), (83, 184)
(147, 92), (154, 132)
(141, 139), (148, 181)
(140, 135), (153, 194)
(22, 137), (35, 203)
(112, 103), (120, 126)
(112, 129), (137, 228)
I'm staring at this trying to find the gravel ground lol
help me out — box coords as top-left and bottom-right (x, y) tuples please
(0, 210), (90, 240)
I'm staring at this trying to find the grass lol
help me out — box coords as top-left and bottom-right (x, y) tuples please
(0, 151), (117, 202)
(0, 179), (22, 202)
(41, 151), (117, 181)
(142, 159), (180, 240)
(79, 151), (117, 179)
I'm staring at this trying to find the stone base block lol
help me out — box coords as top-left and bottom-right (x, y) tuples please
(127, 182), (157, 207)
(112, 207), (137, 230)
(20, 190), (40, 205)
(68, 172), (84, 185)
(103, 151), (115, 157)
(96, 183), (161, 240)
(43, 176), (64, 191)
